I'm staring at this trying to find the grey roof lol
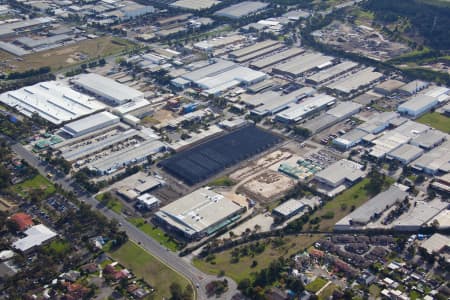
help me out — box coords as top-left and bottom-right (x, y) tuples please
(235, 43), (284, 63)
(181, 59), (236, 82)
(411, 130), (447, 149)
(398, 80), (429, 95)
(307, 61), (358, 84)
(15, 34), (72, 49)
(398, 95), (438, 112)
(229, 40), (279, 58)
(251, 87), (316, 115)
(326, 101), (362, 118)
(0, 41), (29, 56)
(412, 140), (450, 173)
(12, 224), (57, 252)
(275, 94), (335, 122)
(62, 111), (119, 136)
(156, 188), (242, 236)
(273, 52), (334, 77)
(214, 1), (269, 19)
(315, 159), (364, 186)
(374, 79), (405, 92)
(337, 185), (408, 225)
(250, 47), (304, 69)
(388, 144), (424, 163)
(170, 0), (220, 10)
(0, 17), (54, 37)
(327, 67), (383, 94)
(273, 199), (305, 217)
(333, 128), (368, 146)
(420, 233), (450, 254)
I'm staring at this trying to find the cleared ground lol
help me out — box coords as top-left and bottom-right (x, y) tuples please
(417, 112), (450, 133)
(1, 37), (135, 72)
(193, 234), (322, 282)
(108, 241), (190, 299)
(128, 217), (181, 251)
(11, 174), (56, 199)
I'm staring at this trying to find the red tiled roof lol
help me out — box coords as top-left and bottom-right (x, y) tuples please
(10, 213), (33, 231)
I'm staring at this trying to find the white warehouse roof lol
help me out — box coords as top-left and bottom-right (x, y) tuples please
(62, 111), (120, 137)
(12, 224), (57, 252)
(72, 73), (144, 105)
(275, 94), (335, 122)
(0, 81), (105, 124)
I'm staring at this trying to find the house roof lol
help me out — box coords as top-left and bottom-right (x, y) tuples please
(9, 213), (33, 231)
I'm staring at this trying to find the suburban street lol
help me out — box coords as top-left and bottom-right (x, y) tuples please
(9, 141), (238, 300)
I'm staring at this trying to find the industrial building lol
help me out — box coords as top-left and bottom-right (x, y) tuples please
(175, 59), (267, 95)
(275, 94), (336, 123)
(278, 157), (322, 181)
(302, 101), (362, 133)
(155, 188), (244, 240)
(387, 144), (424, 164)
(411, 140), (450, 175)
(272, 52), (334, 78)
(214, 1), (268, 19)
(357, 112), (401, 134)
(314, 159), (364, 189)
(248, 87), (315, 116)
(410, 130), (447, 150)
(272, 199), (306, 220)
(0, 81), (105, 125)
(369, 121), (430, 159)
(72, 73), (144, 105)
(397, 80), (429, 96)
(234, 43), (284, 63)
(392, 199), (448, 231)
(326, 67), (383, 95)
(136, 194), (160, 210)
(229, 40), (279, 59)
(88, 139), (166, 175)
(0, 17), (54, 38)
(250, 47), (304, 69)
(334, 185), (408, 230)
(306, 61), (358, 85)
(12, 224), (58, 253)
(115, 171), (163, 200)
(170, 0), (220, 10)
(373, 79), (406, 95)
(397, 95), (439, 118)
(333, 129), (368, 150)
(61, 111), (120, 138)
(420, 233), (450, 255)
(193, 35), (245, 51)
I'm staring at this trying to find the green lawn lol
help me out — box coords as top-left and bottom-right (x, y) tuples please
(318, 283), (337, 300)
(108, 241), (190, 299)
(369, 284), (381, 298)
(128, 217), (180, 251)
(12, 174), (56, 199)
(44, 239), (71, 255)
(95, 193), (123, 214)
(305, 176), (394, 232)
(193, 234), (322, 283)
(306, 277), (328, 293)
(417, 112), (450, 133)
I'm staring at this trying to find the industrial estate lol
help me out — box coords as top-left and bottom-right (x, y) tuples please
(0, 0), (449, 299)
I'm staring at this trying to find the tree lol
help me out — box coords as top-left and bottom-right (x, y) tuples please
(365, 168), (384, 195)
(293, 126), (312, 138)
(170, 282), (183, 300)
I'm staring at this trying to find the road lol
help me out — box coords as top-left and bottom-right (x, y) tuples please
(9, 142), (237, 300)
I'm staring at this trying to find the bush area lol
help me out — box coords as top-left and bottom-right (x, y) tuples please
(12, 174), (56, 200)
(208, 176), (236, 187)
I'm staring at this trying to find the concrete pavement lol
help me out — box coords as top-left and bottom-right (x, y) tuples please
(9, 142), (238, 300)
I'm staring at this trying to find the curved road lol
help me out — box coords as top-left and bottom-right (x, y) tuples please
(9, 142), (237, 300)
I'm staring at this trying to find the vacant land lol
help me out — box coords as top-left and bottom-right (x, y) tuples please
(12, 174), (55, 199)
(108, 241), (190, 299)
(1, 37), (135, 72)
(128, 217), (180, 251)
(208, 176), (236, 187)
(306, 277), (328, 293)
(193, 234), (322, 282)
(95, 193), (123, 214)
(305, 176), (394, 232)
(417, 112), (450, 133)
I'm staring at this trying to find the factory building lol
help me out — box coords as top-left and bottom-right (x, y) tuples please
(357, 111), (401, 134)
(275, 94), (336, 123)
(72, 73), (144, 106)
(306, 61), (358, 85)
(411, 140), (450, 175)
(229, 40), (279, 59)
(410, 130), (447, 150)
(335, 185), (408, 230)
(193, 35), (245, 51)
(250, 47), (304, 69)
(315, 159), (364, 189)
(174, 59), (267, 95)
(387, 144), (424, 164)
(155, 188), (244, 240)
(248, 87), (315, 116)
(272, 52), (334, 78)
(0, 81), (105, 125)
(272, 199), (306, 221)
(333, 129), (368, 150)
(61, 111), (120, 138)
(397, 95), (439, 118)
(214, 1), (268, 19)
(170, 0), (220, 10)
(136, 194), (160, 210)
(326, 67), (383, 95)
(373, 79), (406, 95)
(397, 80), (429, 96)
(0, 17), (54, 38)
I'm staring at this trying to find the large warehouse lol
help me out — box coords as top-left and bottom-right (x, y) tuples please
(155, 188), (244, 240)
(214, 1), (269, 19)
(397, 95), (439, 118)
(229, 40), (279, 59)
(61, 111), (120, 138)
(272, 52), (334, 78)
(326, 67), (383, 95)
(0, 81), (105, 125)
(175, 59), (267, 95)
(306, 61), (358, 85)
(411, 140), (450, 175)
(72, 73), (144, 105)
(159, 125), (282, 185)
(250, 47), (304, 69)
(275, 94), (336, 123)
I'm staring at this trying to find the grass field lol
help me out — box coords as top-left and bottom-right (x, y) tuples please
(318, 283), (337, 300)
(44, 239), (71, 255)
(1, 36), (135, 72)
(306, 277), (328, 293)
(193, 234), (322, 282)
(128, 217), (180, 251)
(305, 176), (394, 232)
(108, 241), (190, 299)
(95, 193), (123, 214)
(207, 176), (235, 187)
(417, 112), (450, 133)
(12, 174), (56, 199)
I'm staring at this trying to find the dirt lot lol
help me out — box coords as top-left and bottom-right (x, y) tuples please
(0, 36), (135, 72)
